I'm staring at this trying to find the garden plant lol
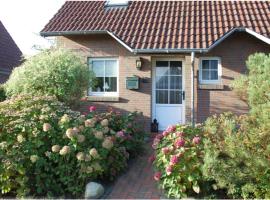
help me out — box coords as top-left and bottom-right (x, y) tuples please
(0, 95), (145, 198)
(151, 124), (204, 198)
(4, 49), (94, 105)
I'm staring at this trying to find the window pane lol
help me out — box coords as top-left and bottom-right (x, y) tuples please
(210, 70), (218, 80)
(202, 70), (210, 80)
(156, 61), (169, 67)
(170, 76), (182, 90)
(92, 61), (104, 77)
(170, 61), (182, 75)
(202, 60), (210, 70)
(210, 60), (218, 70)
(105, 77), (117, 92)
(105, 60), (117, 77)
(156, 76), (168, 89)
(156, 67), (169, 76)
(92, 77), (104, 92)
(156, 90), (168, 104)
(170, 90), (182, 104)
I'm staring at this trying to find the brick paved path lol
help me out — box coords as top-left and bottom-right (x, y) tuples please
(105, 138), (163, 199)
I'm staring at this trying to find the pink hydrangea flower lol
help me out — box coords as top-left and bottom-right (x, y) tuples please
(193, 136), (201, 145)
(89, 106), (96, 112)
(148, 154), (156, 163)
(166, 165), (173, 175)
(166, 125), (176, 133)
(162, 130), (170, 137)
(116, 131), (125, 138)
(170, 155), (179, 165)
(162, 147), (170, 154)
(174, 138), (185, 148)
(175, 131), (185, 137)
(154, 171), (162, 181)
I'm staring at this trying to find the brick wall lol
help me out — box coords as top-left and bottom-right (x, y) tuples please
(58, 35), (152, 130)
(58, 32), (270, 130)
(195, 32), (270, 122)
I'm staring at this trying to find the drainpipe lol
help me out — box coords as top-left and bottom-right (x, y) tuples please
(191, 52), (195, 127)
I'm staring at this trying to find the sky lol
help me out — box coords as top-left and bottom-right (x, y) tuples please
(0, 0), (65, 56)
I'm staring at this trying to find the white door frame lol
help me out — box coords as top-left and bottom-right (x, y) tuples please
(151, 57), (186, 128)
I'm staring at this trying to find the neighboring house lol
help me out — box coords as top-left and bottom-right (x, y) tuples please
(0, 21), (22, 83)
(41, 1), (270, 130)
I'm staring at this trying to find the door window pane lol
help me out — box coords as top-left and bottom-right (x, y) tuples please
(156, 90), (168, 104)
(156, 61), (169, 67)
(170, 76), (182, 90)
(170, 61), (182, 75)
(156, 67), (169, 76)
(156, 76), (168, 89)
(170, 90), (182, 104)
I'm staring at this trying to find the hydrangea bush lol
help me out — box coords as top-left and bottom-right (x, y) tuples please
(151, 124), (203, 198)
(0, 95), (144, 198)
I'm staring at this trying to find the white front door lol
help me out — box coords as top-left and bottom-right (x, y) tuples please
(152, 60), (185, 131)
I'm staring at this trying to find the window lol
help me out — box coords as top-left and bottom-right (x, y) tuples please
(199, 57), (222, 84)
(155, 61), (183, 104)
(89, 58), (118, 96)
(106, 0), (129, 7)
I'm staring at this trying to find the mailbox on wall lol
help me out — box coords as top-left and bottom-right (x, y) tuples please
(126, 76), (139, 90)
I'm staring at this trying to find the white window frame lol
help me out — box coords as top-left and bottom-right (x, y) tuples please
(88, 57), (119, 97)
(199, 57), (222, 84)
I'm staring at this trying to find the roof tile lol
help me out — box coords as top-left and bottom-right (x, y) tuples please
(41, 0), (270, 50)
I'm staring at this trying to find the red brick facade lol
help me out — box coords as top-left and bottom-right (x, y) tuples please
(57, 32), (270, 130)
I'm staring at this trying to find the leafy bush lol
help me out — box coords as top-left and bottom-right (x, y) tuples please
(0, 84), (6, 101)
(93, 109), (145, 157)
(203, 53), (270, 199)
(0, 95), (143, 198)
(151, 124), (203, 198)
(5, 49), (94, 105)
(230, 75), (248, 102)
(203, 113), (270, 199)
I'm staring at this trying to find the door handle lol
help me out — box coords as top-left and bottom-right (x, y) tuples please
(182, 91), (185, 100)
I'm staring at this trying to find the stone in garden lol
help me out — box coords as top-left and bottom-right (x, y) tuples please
(85, 182), (104, 199)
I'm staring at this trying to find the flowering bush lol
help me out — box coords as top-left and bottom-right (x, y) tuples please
(86, 107), (145, 157)
(0, 95), (136, 198)
(151, 124), (204, 198)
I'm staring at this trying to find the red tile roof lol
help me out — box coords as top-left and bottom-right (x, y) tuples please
(41, 1), (270, 51)
(0, 21), (22, 73)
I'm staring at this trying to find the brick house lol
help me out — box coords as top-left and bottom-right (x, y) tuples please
(0, 21), (22, 83)
(41, 1), (270, 130)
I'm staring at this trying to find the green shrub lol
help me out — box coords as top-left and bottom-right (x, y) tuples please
(0, 84), (6, 101)
(230, 75), (248, 102)
(202, 53), (270, 199)
(5, 49), (94, 105)
(0, 95), (140, 198)
(203, 113), (270, 199)
(151, 124), (204, 198)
